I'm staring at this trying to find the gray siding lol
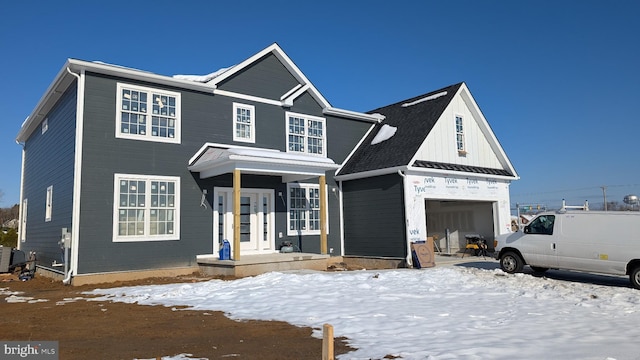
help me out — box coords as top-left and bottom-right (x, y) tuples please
(75, 64), (371, 274)
(21, 84), (77, 269)
(217, 54), (299, 100)
(342, 173), (406, 257)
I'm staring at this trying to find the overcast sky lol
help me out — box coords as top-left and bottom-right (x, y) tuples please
(1, 0), (639, 210)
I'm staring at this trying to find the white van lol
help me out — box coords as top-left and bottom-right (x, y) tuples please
(494, 208), (640, 289)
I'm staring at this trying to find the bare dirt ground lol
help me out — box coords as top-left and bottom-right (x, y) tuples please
(0, 272), (355, 359)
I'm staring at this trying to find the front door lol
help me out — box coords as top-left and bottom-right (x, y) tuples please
(215, 188), (274, 255)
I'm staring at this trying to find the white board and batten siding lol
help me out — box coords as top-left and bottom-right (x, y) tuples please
(415, 89), (503, 170)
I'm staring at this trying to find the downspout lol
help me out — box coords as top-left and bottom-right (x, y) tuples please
(63, 66), (80, 285)
(397, 170), (413, 267)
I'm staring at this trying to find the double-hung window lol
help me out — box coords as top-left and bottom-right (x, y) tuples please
(233, 103), (255, 143)
(455, 115), (465, 154)
(116, 83), (181, 144)
(286, 112), (326, 156)
(113, 174), (180, 242)
(287, 183), (326, 236)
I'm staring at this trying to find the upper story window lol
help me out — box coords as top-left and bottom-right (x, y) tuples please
(286, 112), (326, 156)
(41, 118), (48, 134)
(233, 103), (255, 143)
(116, 83), (181, 144)
(455, 115), (465, 154)
(113, 174), (180, 242)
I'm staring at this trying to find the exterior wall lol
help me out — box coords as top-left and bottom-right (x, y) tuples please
(75, 59), (371, 274)
(217, 53), (299, 100)
(416, 93), (502, 169)
(20, 84), (77, 270)
(342, 173), (406, 258)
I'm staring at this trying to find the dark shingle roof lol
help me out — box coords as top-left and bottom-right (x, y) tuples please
(412, 160), (514, 176)
(338, 82), (463, 176)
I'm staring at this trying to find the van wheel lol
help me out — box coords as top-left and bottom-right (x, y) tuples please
(530, 266), (548, 273)
(630, 267), (640, 290)
(500, 252), (524, 273)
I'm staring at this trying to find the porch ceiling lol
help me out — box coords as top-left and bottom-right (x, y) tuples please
(188, 145), (339, 182)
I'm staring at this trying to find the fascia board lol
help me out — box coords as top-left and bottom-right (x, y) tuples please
(334, 165), (408, 181)
(17, 58), (217, 143)
(323, 107), (384, 123)
(457, 83), (519, 178)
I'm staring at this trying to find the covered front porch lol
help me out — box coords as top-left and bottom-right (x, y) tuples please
(188, 143), (339, 270)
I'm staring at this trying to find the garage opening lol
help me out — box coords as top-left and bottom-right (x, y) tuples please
(425, 200), (495, 254)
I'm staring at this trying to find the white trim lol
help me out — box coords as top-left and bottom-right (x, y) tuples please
(70, 69), (86, 276)
(17, 149), (26, 247)
(280, 84), (303, 100)
(19, 198), (27, 243)
(281, 84), (310, 107)
(115, 83), (181, 144)
(214, 89), (282, 106)
(323, 107), (385, 123)
(112, 174), (181, 242)
(45, 185), (53, 222)
(188, 142), (280, 166)
(232, 102), (256, 143)
(285, 111), (327, 157)
(338, 181), (345, 256)
(335, 165), (408, 181)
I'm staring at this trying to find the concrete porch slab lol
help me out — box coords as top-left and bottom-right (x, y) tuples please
(197, 253), (331, 278)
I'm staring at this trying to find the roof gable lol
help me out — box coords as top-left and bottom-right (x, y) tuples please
(337, 83), (462, 176)
(337, 82), (518, 180)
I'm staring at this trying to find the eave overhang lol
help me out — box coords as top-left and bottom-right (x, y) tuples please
(189, 143), (339, 183)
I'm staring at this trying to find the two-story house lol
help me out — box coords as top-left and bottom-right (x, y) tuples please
(15, 43), (381, 284)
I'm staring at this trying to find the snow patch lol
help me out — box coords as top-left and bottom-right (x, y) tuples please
(370, 124), (397, 145)
(173, 66), (235, 83)
(401, 91), (447, 107)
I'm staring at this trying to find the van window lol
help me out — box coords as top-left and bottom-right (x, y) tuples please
(528, 215), (555, 235)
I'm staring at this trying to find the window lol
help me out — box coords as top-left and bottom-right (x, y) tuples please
(233, 103), (255, 143)
(45, 186), (53, 222)
(287, 183), (326, 236)
(113, 174), (180, 242)
(455, 115), (465, 153)
(526, 215), (555, 235)
(20, 199), (27, 242)
(116, 83), (181, 144)
(286, 112), (326, 156)
(41, 118), (48, 134)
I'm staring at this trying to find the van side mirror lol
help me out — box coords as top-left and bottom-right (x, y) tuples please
(524, 225), (530, 234)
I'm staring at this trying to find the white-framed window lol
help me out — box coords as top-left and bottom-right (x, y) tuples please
(286, 112), (326, 156)
(287, 183), (327, 236)
(233, 103), (255, 143)
(455, 115), (465, 153)
(116, 83), (181, 144)
(113, 174), (180, 242)
(20, 198), (27, 242)
(45, 185), (53, 222)
(41, 118), (48, 134)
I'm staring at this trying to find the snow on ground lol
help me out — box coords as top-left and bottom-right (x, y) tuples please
(87, 262), (640, 360)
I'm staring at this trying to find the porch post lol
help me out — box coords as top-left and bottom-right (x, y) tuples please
(319, 175), (328, 254)
(233, 169), (241, 260)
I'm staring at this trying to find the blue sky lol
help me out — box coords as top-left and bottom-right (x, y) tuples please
(1, 1), (639, 211)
